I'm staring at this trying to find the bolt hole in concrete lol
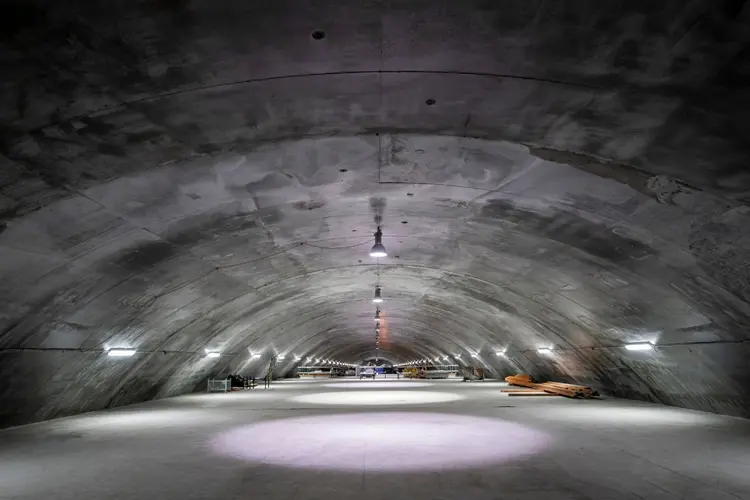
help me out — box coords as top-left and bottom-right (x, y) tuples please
(425, 98), (436, 106)
(211, 413), (550, 472)
(339, 168), (348, 172)
(311, 30), (325, 40)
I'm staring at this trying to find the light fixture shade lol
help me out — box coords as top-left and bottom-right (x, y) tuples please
(107, 348), (136, 357)
(369, 226), (387, 257)
(625, 342), (653, 351)
(373, 287), (383, 303)
(369, 243), (387, 258)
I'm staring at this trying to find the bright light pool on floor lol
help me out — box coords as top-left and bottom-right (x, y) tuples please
(323, 381), (433, 389)
(289, 390), (461, 405)
(211, 412), (551, 472)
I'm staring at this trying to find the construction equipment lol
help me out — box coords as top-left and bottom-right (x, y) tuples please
(505, 374), (599, 399)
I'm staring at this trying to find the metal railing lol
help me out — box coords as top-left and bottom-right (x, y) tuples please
(207, 379), (231, 393)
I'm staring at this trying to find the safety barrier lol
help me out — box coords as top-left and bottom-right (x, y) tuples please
(207, 379), (231, 393)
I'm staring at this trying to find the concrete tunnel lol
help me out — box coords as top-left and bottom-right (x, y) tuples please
(1, 1), (750, 498)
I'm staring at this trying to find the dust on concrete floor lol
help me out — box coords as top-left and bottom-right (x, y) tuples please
(1, 378), (748, 500)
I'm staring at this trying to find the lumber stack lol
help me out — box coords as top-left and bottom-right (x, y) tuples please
(505, 374), (599, 399)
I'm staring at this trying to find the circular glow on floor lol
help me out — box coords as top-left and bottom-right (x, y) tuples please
(289, 390), (461, 406)
(324, 381), (433, 389)
(211, 413), (550, 472)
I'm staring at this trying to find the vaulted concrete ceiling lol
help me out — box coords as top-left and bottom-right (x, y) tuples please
(0, 0), (749, 426)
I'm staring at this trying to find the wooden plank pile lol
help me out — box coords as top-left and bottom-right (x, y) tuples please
(505, 374), (599, 399)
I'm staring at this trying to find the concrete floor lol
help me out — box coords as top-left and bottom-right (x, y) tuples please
(1, 379), (749, 500)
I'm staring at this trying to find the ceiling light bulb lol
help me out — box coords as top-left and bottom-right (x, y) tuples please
(373, 287), (383, 303)
(369, 227), (387, 258)
(206, 351), (220, 358)
(538, 348), (553, 354)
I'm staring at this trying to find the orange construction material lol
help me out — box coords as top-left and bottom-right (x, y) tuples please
(506, 391), (557, 396)
(505, 374), (599, 399)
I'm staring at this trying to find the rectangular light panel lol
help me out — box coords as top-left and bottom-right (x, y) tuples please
(108, 348), (136, 357)
(625, 342), (653, 351)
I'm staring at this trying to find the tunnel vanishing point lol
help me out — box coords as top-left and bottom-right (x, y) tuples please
(0, 0), (749, 428)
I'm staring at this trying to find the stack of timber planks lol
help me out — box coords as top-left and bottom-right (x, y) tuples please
(505, 374), (599, 399)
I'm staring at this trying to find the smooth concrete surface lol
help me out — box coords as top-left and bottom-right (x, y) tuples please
(2, 379), (749, 500)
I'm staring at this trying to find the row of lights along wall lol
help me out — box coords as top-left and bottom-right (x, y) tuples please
(393, 340), (657, 367)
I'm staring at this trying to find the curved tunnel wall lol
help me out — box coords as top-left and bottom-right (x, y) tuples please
(0, 1), (749, 427)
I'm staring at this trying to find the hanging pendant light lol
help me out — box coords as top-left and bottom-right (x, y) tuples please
(369, 226), (387, 258)
(373, 286), (383, 303)
(374, 308), (381, 322)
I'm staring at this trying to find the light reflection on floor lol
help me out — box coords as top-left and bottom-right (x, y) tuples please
(289, 390), (462, 405)
(323, 381), (433, 389)
(3, 379), (750, 500)
(210, 412), (551, 472)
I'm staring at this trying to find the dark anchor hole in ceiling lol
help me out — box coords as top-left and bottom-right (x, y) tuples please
(425, 98), (436, 106)
(311, 30), (326, 40)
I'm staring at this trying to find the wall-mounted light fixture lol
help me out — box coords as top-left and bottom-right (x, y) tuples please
(625, 342), (654, 351)
(107, 348), (136, 357)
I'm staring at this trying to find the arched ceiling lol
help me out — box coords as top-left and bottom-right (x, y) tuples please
(0, 0), (749, 426)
